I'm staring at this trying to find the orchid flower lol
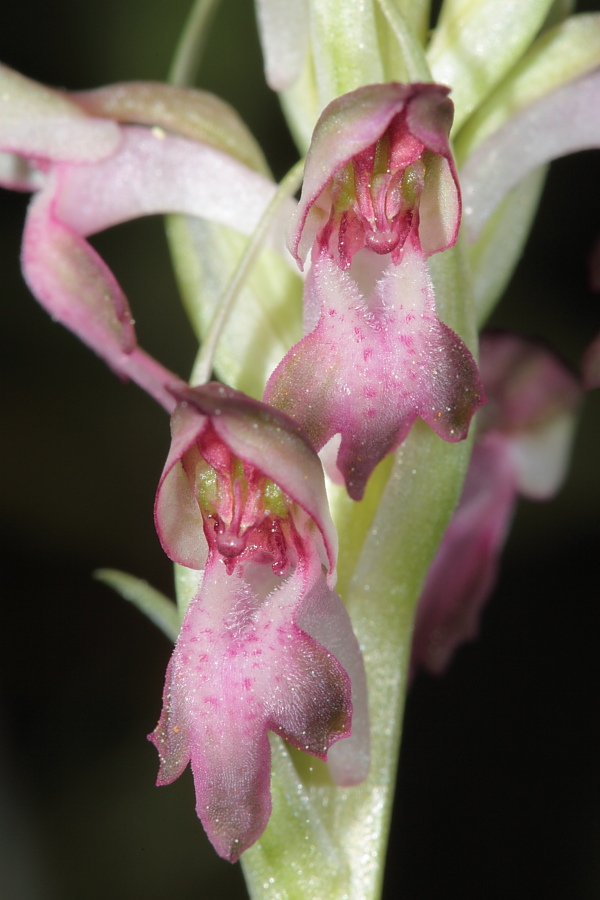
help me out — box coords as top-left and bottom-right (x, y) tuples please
(265, 83), (484, 499)
(4, 1), (600, 899)
(0, 63), (287, 410)
(411, 332), (581, 676)
(149, 382), (369, 860)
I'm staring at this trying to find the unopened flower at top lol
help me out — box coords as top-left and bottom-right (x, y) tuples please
(266, 83), (484, 499)
(150, 383), (369, 862)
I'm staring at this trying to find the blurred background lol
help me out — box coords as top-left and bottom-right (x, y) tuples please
(1, 1), (600, 897)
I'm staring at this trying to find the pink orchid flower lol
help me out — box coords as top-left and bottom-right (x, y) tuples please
(150, 382), (369, 861)
(265, 83), (484, 499)
(0, 64), (281, 411)
(411, 333), (581, 676)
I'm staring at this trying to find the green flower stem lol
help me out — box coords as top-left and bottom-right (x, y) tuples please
(189, 158), (305, 386)
(169, 0), (221, 87)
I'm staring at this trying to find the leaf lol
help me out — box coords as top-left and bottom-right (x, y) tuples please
(95, 569), (180, 641)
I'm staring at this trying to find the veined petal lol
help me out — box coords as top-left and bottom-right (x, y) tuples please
(461, 68), (600, 241)
(266, 243), (484, 500)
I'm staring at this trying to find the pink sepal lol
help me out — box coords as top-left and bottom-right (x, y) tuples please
(21, 185), (182, 412)
(411, 333), (581, 676)
(290, 83), (460, 268)
(155, 383), (338, 577)
(411, 434), (516, 675)
(479, 332), (581, 499)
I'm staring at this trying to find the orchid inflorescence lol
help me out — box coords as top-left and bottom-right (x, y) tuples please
(2, 0), (599, 896)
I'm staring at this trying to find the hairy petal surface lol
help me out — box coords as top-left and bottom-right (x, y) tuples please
(149, 550), (352, 862)
(266, 243), (484, 499)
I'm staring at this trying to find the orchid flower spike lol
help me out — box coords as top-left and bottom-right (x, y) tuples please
(265, 83), (484, 499)
(0, 64), (280, 411)
(150, 382), (369, 862)
(411, 332), (581, 676)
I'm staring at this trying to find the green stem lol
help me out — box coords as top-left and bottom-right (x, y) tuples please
(190, 158), (305, 386)
(169, 0), (221, 87)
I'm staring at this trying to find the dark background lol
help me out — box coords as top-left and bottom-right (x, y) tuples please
(1, 1), (600, 898)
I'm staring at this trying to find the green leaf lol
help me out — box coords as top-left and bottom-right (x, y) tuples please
(427, 0), (555, 130)
(95, 569), (180, 641)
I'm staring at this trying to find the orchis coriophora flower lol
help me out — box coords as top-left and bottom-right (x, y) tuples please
(265, 83), (484, 499)
(0, 64), (279, 411)
(411, 333), (581, 676)
(150, 383), (369, 862)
